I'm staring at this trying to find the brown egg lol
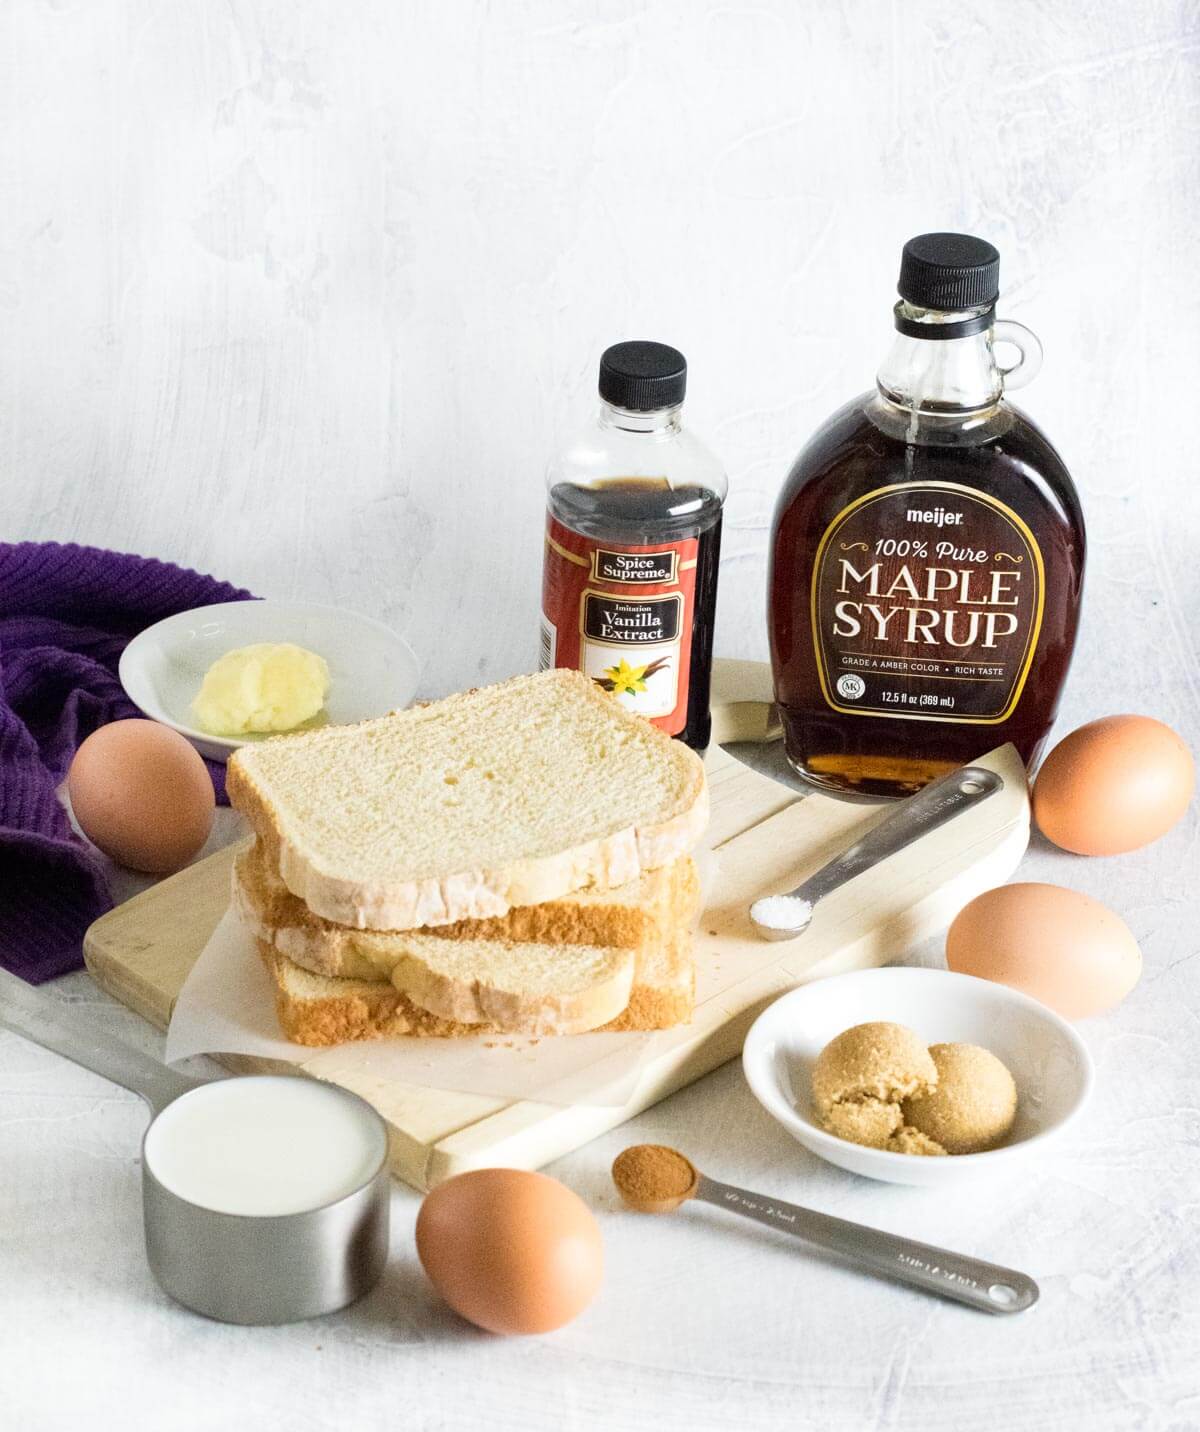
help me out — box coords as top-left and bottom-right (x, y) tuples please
(1034, 715), (1194, 856)
(68, 720), (215, 874)
(416, 1168), (603, 1335)
(946, 882), (1140, 1019)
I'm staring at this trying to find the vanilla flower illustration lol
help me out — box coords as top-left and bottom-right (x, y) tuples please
(594, 656), (670, 696)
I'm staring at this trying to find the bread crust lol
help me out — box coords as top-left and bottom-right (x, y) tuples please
(597, 961), (695, 1033)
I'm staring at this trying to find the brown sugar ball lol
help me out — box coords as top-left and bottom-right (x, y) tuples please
(902, 1043), (1017, 1154)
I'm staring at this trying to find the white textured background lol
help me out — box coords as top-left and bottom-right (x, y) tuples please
(3, 0), (1198, 705)
(2, 3), (1200, 1430)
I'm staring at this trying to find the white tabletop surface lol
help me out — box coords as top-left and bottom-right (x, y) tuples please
(4, 689), (1199, 1432)
(3, 2), (1199, 1427)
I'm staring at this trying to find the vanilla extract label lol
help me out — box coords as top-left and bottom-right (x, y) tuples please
(582, 593), (681, 643)
(811, 481), (1045, 724)
(541, 514), (698, 733)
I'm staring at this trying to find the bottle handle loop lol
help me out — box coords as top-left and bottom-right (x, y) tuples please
(991, 320), (1042, 392)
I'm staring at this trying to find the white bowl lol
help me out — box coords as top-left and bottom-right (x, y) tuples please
(119, 600), (421, 762)
(742, 967), (1093, 1186)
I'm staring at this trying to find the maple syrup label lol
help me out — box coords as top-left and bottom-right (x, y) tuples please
(541, 514), (697, 734)
(811, 481), (1045, 724)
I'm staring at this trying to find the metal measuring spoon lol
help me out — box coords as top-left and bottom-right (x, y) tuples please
(612, 1144), (1038, 1315)
(749, 764), (1004, 940)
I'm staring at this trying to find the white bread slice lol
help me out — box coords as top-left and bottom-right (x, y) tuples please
(384, 932), (634, 1034)
(257, 933), (694, 1046)
(226, 669), (708, 931)
(232, 840), (694, 981)
(257, 941), (481, 1044)
(242, 893), (635, 1037)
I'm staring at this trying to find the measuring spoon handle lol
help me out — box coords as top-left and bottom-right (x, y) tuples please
(792, 765), (1003, 906)
(695, 1175), (1038, 1315)
(0, 967), (202, 1115)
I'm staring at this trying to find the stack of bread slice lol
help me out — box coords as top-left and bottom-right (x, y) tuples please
(227, 669), (708, 1046)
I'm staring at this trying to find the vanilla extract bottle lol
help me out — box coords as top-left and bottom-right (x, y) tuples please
(540, 342), (726, 750)
(768, 233), (1086, 798)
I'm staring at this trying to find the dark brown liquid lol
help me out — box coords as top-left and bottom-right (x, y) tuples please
(548, 479), (724, 750)
(769, 396), (1086, 797)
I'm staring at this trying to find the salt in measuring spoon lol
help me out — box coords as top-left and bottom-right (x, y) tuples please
(749, 765), (1004, 940)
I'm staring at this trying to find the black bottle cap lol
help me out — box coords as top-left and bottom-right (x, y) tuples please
(599, 341), (687, 411)
(898, 233), (1000, 312)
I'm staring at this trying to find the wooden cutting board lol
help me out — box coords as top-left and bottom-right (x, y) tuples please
(83, 663), (1030, 1191)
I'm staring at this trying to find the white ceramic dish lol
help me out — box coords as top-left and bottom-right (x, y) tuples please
(742, 967), (1092, 1186)
(119, 600), (420, 762)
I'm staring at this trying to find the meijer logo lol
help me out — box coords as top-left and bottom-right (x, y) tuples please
(906, 506), (963, 527)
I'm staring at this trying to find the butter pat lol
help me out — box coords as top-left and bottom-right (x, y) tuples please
(193, 642), (331, 735)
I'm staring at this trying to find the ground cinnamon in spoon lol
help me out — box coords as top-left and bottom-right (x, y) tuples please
(612, 1144), (698, 1212)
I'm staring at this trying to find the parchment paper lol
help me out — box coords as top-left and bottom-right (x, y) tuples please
(164, 909), (665, 1108)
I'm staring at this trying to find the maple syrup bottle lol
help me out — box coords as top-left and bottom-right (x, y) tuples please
(769, 233), (1086, 798)
(540, 342), (726, 750)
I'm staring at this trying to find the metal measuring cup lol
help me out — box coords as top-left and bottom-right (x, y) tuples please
(0, 969), (389, 1325)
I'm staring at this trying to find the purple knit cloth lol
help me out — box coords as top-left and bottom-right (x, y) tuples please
(0, 543), (253, 983)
